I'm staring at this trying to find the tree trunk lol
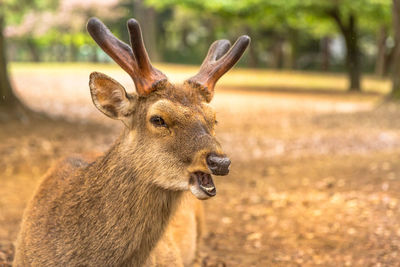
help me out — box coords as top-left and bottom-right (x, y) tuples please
(329, 9), (361, 91)
(344, 14), (361, 91)
(247, 42), (259, 68)
(375, 26), (387, 77)
(321, 36), (331, 71)
(0, 10), (32, 121)
(133, 0), (160, 62)
(282, 40), (292, 69)
(271, 36), (283, 69)
(0, 11), (18, 108)
(181, 27), (189, 48)
(27, 38), (41, 62)
(286, 29), (298, 69)
(384, 43), (395, 76)
(246, 27), (258, 68)
(391, 0), (400, 99)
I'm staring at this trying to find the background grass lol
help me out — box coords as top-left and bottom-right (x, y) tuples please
(10, 63), (391, 94)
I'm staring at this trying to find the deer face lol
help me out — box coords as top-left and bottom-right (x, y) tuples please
(87, 18), (249, 199)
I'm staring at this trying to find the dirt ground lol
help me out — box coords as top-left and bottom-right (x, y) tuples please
(1, 65), (400, 266)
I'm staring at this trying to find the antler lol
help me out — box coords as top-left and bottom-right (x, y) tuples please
(186, 35), (250, 102)
(87, 17), (167, 96)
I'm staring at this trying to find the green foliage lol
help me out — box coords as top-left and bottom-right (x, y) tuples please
(147, 0), (391, 36)
(3, 0), (59, 24)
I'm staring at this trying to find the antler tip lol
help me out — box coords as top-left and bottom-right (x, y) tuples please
(86, 17), (101, 31)
(127, 18), (140, 30)
(238, 35), (251, 45)
(207, 39), (231, 62)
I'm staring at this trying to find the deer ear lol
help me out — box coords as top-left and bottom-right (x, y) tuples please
(89, 72), (135, 120)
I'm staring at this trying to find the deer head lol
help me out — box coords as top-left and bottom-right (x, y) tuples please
(87, 18), (249, 200)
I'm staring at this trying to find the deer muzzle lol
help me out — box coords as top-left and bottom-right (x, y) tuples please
(206, 154), (231, 176)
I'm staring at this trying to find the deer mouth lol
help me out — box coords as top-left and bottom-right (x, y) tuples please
(189, 171), (216, 199)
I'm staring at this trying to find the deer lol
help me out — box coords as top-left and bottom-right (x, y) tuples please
(13, 17), (249, 266)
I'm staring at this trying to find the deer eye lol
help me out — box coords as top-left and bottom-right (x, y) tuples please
(150, 115), (167, 127)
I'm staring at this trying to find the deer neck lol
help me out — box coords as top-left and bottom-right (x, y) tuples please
(87, 138), (183, 266)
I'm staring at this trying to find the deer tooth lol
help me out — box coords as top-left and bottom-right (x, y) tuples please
(203, 185), (215, 191)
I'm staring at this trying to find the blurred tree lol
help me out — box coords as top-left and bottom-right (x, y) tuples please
(0, 3), (16, 112)
(325, 5), (361, 91)
(278, 0), (390, 91)
(375, 25), (388, 77)
(0, 0), (58, 119)
(391, 0), (400, 98)
(148, 0), (390, 91)
(320, 37), (331, 71)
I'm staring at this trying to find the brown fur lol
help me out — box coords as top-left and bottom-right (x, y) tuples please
(147, 193), (204, 267)
(13, 80), (222, 266)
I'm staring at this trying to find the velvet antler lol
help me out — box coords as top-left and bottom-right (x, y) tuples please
(185, 35), (250, 102)
(87, 17), (167, 96)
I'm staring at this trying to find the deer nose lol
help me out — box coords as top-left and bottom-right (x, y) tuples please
(206, 154), (231, 176)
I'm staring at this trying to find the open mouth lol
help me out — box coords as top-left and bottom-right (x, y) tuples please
(190, 171), (216, 197)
